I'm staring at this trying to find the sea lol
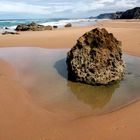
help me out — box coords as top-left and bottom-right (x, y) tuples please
(0, 18), (98, 33)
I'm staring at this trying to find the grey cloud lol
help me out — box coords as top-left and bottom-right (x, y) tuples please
(0, 0), (139, 18)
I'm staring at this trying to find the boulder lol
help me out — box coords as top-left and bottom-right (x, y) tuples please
(15, 22), (53, 31)
(66, 28), (125, 85)
(65, 23), (72, 27)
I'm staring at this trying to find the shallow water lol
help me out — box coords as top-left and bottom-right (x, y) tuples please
(0, 47), (140, 117)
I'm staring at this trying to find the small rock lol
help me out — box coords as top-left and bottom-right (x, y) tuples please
(65, 23), (72, 27)
(45, 25), (53, 30)
(5, 27), (9, 29)
(53, 25), (58, 29)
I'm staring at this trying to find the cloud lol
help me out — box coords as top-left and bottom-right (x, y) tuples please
(0, 1), (75, 15)
(0, 0), (139, 18)
(0, 1), (49, 14)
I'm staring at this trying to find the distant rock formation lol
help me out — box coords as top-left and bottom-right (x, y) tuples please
(66, 28), (125, 86)
(120, 7), (140, 19)
(95, 12), (123, 19)
(15, 22), (53, 31)
(65, 23), (72, 27)
(91, 7), (140, 19)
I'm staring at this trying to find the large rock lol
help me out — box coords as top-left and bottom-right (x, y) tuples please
(15, 22), (53, 31)
(66, 28), (125, 85)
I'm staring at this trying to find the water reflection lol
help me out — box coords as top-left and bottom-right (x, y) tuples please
(67, 81), (119, 110)
(54, 56), (119, 112)
(0, 47), (140, 117)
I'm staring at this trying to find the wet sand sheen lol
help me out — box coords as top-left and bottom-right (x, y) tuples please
(0, 47), (140, 118)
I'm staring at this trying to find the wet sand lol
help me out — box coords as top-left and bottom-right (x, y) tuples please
(0, 20), (140, 140)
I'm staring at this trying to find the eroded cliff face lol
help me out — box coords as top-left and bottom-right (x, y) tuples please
(67, 28), (125, 85)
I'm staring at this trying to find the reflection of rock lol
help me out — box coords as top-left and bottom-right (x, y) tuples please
(66, 28), (125, 85)
(68, 81), (119, 110)
(16, 22), (53, 31)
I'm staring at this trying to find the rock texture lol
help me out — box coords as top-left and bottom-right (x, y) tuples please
(65, 23), (72, 27)
(120, 7), (140, 19)
(15, 22), (53, 31)
(66, 28), (125, 85)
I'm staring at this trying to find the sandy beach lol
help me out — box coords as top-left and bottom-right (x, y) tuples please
(0, 20), (140, 140)
(0, 20), (140, 56)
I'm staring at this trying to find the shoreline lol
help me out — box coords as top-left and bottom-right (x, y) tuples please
(0, 18), (97, 33)
(0, 19), (140, 56)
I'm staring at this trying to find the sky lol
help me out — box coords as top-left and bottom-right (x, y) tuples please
(0, 0), (139, 19)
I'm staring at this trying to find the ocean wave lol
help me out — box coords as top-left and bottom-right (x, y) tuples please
(41, 18), (96, 27)
(0, 18), (97, 31)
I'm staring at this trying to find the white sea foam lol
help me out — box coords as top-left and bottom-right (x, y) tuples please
(0, 18), (98, 32)
(41, 18), (97, 27)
